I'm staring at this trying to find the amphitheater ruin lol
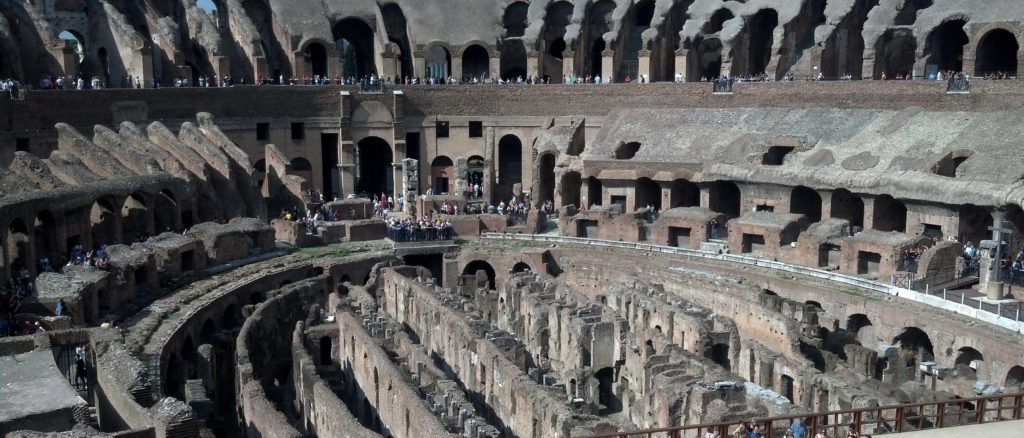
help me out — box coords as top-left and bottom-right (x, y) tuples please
(2, 1), (1024, 437)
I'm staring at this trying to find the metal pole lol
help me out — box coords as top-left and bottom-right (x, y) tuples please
(962, 292), (966, 305)
(1017, 307), (1020, 322)
(926, 284), (930, 294)
(943, 288), (947, 300)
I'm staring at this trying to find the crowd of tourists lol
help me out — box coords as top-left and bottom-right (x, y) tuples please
(385, 216), (453, 242)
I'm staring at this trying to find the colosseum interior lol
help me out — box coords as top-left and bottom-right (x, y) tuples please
(1, 0), (1024, 437)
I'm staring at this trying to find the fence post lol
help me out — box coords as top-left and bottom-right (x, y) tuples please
(925, 283), (929, 294)
(962, 292), (966, 305)
(943, 288), (947, 300)
(1016, 307), (1020, 322)
(979, 299), (983, 310)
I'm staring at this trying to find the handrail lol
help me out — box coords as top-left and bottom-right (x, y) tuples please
(480, 233), (1024, 334)
(573, 392), (1024, 438)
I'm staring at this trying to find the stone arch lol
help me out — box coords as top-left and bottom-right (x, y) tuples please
(462, 260), (496, 290)
(618, 0), (655, 81)
(872, 195), (906, 233)
(690, 36), (724, 80)
(351, 101), (394, 125)
(732, 9), (778, 76)
(430, 156), (454, 194)
(154, 190), (178, 233)
(290, 157), (313, 183)
(461, 44), (491, 80)
(924, 19), (970, 73)
(379, 3), (414, 78)
(423, 42), (452, 80)
(58, 29), (86, 75)
(333, 17), (376, 78)
(356, 137), (394, 196)
(33, 211), (58, 262)
(1006, 365), (1024, 388)
(498, 134), (523, 186)
(670, 179), (699, 208)
(954, 347), (983, 378)
(90, 197), (119, 246)
(820, 0), (873, 79)
(559, 171), (581, 207)
(974, 28), (1019, 76)
(301, 40), (329, 77)
(512, 262), (532, 273)
(846, 314), (874, 345)
(703, 8), (734, 35)
(892, 327), (935, 365)
(541, 1), (574, 83)
(790, 186), (822, 223)
(584, 0), (617, 78)
(536, 153), (557, 208)
(831, 189), (864, 229)
(635, 178), (662, 211)
(708, 181), (741, 217)
(873, 29), (916, 79)
(501, 2), (530, 79)
(121, 193), (150, 243)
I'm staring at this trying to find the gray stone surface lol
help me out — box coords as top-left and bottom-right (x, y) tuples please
(0, 350), (86, 424)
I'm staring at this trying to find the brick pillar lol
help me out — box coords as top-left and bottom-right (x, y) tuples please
(527, 51), (540, 79)
(451, 56), (463, 82)
(862, 197), (876, 230)
(819, 191), (834, 220)
(601, 48), (614, 82)
(413, 55), (425, 79)
(562, 49), (575, 82)
(490, 53), (500, 79)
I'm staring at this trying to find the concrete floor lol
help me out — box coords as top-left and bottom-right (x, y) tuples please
(885, 419), (1024, 437)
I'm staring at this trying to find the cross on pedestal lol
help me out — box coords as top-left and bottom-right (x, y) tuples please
(988, 219), (1015, 282)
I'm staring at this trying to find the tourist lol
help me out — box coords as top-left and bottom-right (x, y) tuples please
(790, 418), (807, 438)
(55, 298), (66, 317)
(732, 421), (748, 438)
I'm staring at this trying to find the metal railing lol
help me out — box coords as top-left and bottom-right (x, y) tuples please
(574, 392), (1024, 438)
(386, 226), (452, 242)
(480, 233), (1024, 333)
(947, 76), (971, 93)
(361, 81), (384, 93)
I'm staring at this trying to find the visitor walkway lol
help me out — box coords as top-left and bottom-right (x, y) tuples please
(887, 419), (1024, 437)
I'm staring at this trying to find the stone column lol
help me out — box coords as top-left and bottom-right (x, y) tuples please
(338, 91), (356, 196)
(819, 191), (834, 220)
(861, 197), (876, 230)
(454, 157), (469, 197)
(699, 185), (712, 210)
(562, 49), (575, 82)
(489, 53), (501, 79)
(601, 48), (614, 82)
(675, 48), (689, 81)
(414, 55), (426, 79)
(402, 158), (419, 215)
(451, 56), (463, 82)
(638, 49), (652, 82)
(661, 184), (672, 211)
(392, 162), (403, 200)
(381, 44), (397, 80)
(483, 127), (496, 204)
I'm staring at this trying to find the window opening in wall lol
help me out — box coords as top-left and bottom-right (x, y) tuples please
(256, 123), (270, 141)
(762, 146), (795, 165)
(922, 223), (943, 241)
(613, 141), (641, 159)
(742, 234), (766, 254)
(611, 195), (627, 207)
(291, 122), (305, 141)
(932, 150), (974, 177)
(857, 251), (882, 275)
(468, 121), (483, 138)
(756, 204), (775, 212)
(668, 227), (691, 248)
(16, 137), (29, 152)
(435, 121), (449, 138)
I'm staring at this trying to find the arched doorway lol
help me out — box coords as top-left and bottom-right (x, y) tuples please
(670, 179), (699, 208)
(924, 20), (969, 74)
(635, 178), (662, 211)
(1006, 365), (1024, 388)
(655, 0), (689, 81)
(831, 189), (864, 229)
(618, 0), (654, 81)
(462, 260), (496, 289)
(711, 343), (731, 370)
(462, 45), (490, 80)
(333, 18), (376, 79)
(33, 211), (58, 262)
(975, 29), (1019, 76)
(425, 45), (451, 81)
(821, 0), (871, 79)
(498, 135), (523, 187)
(733, 9), (778, 76)
(708, 181), (741, 217)
(954, 347), (983, 378)
(595, 367), (621, 414)
(380, 3), (413, 78)
(958, 204), (992, 245)
(586, 0), (616, 79)
(536, 154), (556, 207)
(586, 177), (603, 207)
(512, 262), (532, 273)
(501, 2), (529, 79)
(893, 327), (935, 369)
(846, 314), (874, 345)
(468, 156), (485, 198)
(691, 37), (724, 80)
(872, 195), (907, 233)
(560, 171), (581, 207)
(430, 156), (454, 194)
(541, 1), (573, 83)
(305, 42), (328, 77)
(356, 137), (393, 196)
(873, 29), (917, 79)
(290, 157), (313, 183)
(155, 190), (178, 233)
(91, 198), (118, 245)
(58, 30), (86, 79)
(121, 194), (150, 243)
(791, 186), (822, 223)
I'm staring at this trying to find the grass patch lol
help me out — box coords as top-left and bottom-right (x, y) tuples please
(297, 243), (367, 259)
